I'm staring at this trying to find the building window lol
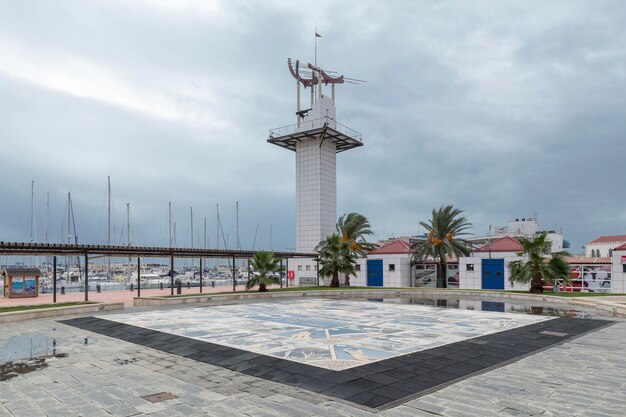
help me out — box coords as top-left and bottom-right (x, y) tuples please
(389, 264), (395, 272)
(623, 264), (626, 273)
(466, 264), (474, 271)
(355, 264), (361, 271)
(609, 249), (613, 257)
(297, 265), (302, 271)
(306, 265), (311, 271)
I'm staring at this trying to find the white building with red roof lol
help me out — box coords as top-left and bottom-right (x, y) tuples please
(347, 235), (623, 293)
(458, 236), (618, 293)
(351, 239), (413, 288)
(584, 235), (626, 258)
(458, 236), (528, 291)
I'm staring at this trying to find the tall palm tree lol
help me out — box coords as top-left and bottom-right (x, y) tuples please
(336, 212), (378, 286)
(411, 205), (472, 288)
(246, 251), (283, 292)
(315, 234), (356, 287)
(508, 232), (570, 294)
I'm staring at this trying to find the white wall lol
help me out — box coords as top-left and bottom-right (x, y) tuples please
(459, 257), (481, 290)
(295, 138), (336, 253)
(611, 253), (626, 293)
(546, 233), (564, 253)
(459, 253), (528, 291)
(351, 255), (411, 288)
(586, 242), (624, 257)
(506, 219), (538, 235)
(289, 258), (319, 286)
(352, 258), (367, 286)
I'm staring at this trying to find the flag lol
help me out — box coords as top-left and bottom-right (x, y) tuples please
(315, 32), (321, 38)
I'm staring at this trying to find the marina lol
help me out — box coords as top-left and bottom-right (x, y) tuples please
(0, 242), (317, 302)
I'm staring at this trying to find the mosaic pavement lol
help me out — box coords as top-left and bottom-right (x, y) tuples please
(103, 299), (553, 370)
(63, 300), (612, 409)
(0, 312), (623, 416)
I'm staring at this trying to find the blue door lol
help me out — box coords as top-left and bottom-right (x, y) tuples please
(482, 259), (504, 290)
(367, 259), (383, 287)
(481, 301), (505, 312)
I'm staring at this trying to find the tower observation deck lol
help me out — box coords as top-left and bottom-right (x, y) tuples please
(267, 59), (364, 271)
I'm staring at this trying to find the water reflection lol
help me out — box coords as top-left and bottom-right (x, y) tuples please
(0, 335), (56, 362)
(373, 298), (596, 318)
(0, 335), (68, 381)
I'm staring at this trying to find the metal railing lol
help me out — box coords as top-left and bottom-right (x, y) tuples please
(269, 116), (363, 142)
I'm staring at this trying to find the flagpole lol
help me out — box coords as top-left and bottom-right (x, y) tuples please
(314, 26), (317, 68)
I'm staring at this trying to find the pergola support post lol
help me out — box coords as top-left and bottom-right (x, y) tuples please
(316, 258), (320, 286)
(84, 253), (89, 301)
(53, 256), (57, 303)
(137, 257), (141, 298)
(232, 255), (236, 292)
(170, 255), (174, 295)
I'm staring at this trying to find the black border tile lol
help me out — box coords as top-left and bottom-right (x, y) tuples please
(59, 315), (613, 410)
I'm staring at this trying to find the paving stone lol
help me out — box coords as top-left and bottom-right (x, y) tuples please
(5, 408), (47, 417)
(404, 398), (447, 414)
(1, 304), (624, 417)
(0, 405), (12, 417)
(321, 401), (378, 417)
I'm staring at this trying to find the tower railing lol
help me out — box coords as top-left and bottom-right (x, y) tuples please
(268, 116), (363, 142)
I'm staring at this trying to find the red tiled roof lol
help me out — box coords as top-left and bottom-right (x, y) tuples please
(566, 256), (611, 264)
(587, 235), (626, 245)
(369, 239), (412, 255)
(474, 236), (523, 253)
(613, 243), (626, 251)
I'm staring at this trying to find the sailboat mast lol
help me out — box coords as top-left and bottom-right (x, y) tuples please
(236, 201), (240, 250)
(107, 176), (111, 274)
(216, 204), (220, 250)
(126, 203), (130, 246)
(203, 217), (207, 272)
(190, 207), (194, 248)
(67, 192), (71, 245)
(66, 192), (70, 274)
(204, 217), (207, 249)
(45, 192), (49, 244)
(29, 180), (35, 243)
(168, 202), (172, 247)
(270, 224), (273, 251)
(252, 222), (259, 251)
(107, 176), (111, 245)
(30, 180), (37, 267)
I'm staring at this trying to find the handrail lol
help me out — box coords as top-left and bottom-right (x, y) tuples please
(269, 116), (362, 142)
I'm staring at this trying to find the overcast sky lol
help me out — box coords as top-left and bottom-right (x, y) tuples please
(1, 0), (625, 254)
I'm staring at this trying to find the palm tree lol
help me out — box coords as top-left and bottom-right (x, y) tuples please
(508, 232), (570, 294)
(246, 251), (283, 292)
(336, 212), (378, 286)
(315, 234), (357, 287)
(411, 205), (472, 288)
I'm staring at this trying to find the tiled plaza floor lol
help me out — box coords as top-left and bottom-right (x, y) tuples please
(99, 299), (554, 370)
(0, 302), (625, 416)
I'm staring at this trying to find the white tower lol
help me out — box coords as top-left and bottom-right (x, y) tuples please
(268, 59), (363, 285)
